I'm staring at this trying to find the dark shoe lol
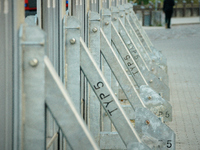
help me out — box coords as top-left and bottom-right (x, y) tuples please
(165, 23), (167, 29)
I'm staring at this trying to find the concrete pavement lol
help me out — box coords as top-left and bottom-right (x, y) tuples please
(143, 16), (200, 30)
(145, 24), (200, 150)
(171, 17), (200, 26)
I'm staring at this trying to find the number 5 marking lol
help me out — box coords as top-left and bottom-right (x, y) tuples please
(94, 81), (104, 90)
(167, 140), (172, 148)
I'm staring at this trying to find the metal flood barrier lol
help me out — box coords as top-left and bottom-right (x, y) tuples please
(0, 0), (176, 149)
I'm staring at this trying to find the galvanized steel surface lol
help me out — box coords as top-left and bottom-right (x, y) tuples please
(80, 37), (144, 145)
(0, 0), (176, 149)
(45, 56), (99, 150)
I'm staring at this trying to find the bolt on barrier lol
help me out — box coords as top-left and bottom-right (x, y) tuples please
(0, 0), (175, 149)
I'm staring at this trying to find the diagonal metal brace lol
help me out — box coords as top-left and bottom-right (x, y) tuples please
(80, 37), (148, 148)
(111, 21), (170, 100)
(115, 17), (170, 102)
(45, 56), (100, 150)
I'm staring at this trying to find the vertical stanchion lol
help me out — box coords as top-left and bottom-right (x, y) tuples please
(37, 0), (42, 28)
(100, 8), (112, 132)
(0, 0), (13, 149)
(64, 16), (81, 112)
(87, 11), (101, 144)
(41, 0), (66, 74)
(19, 24), (46, 149)
(0, 0), (24, 149)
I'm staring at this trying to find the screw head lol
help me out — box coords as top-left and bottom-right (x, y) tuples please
(115, 93), (117, 96)
(159, 92), (163, 97)
(114, 17), (117, 20)
(29, 58), (38, 67)
(159, 111), (163, 116)
(152, 59), (155, 62)
(120, 14), (123, 17)
(148, 96), (152, 100)
(151, 68), (154, 71)
(145, 120), (150, 125)
(92, 27), (98, 33)
(125, 12), (128, 15)
(105, 22), (109, 25)
(149, 79), (153, 83)
(70, 38), (76, 44)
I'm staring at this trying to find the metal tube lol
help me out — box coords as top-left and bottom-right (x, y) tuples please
(46, 132), (58, 149)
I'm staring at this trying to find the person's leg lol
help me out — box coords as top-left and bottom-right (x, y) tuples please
(168, 11), (173, 28)
(166, 11), (170, 28)
(165, 12), (168, 28)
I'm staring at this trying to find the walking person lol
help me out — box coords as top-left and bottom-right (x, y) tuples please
(163, 0), (175, 29)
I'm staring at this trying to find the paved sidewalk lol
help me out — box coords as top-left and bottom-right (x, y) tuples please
(171, 17), (200, 25)
(143, 17), (200, 30)
(145, 24), (200, 150)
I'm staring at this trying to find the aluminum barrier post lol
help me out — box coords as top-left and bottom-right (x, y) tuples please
(87, 11), (101, 144)
(40, 0), (66, 78)
(114, 5), (170, 103)
(19, 24), (46, 150)
(80, 34), (151, 150)
(66, 4), (173, 149)
(128, 3), (167, 59)
(40, 1), (67, 148)
(100, 26), (175, 149)
(45, 56), (100, 150)
(63, 11), (150, 149)
(100, 8), (113, 132)
(64, 16), (81, 112)
(19, 22), (100, 150)
(123, 4), (169, 87)
(0, 0), (25, 149)
(109, 6), (172, 123)
(129, 6), (164, 53)
(109, 5), (169, 100)
(128, 4), (168, 73)
(124, 4), (168, 84)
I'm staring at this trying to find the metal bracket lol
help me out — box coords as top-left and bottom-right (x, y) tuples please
(139, 85), (172, 122)
(135, 107), (175, 150)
